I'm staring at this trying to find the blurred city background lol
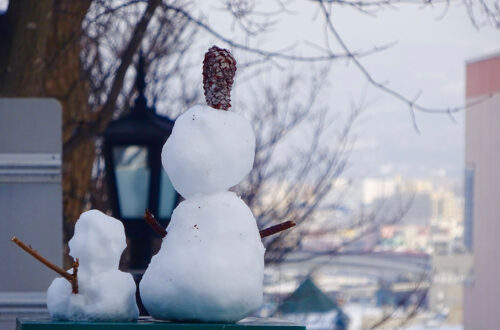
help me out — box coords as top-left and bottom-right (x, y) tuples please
(0, 0), (499, 329)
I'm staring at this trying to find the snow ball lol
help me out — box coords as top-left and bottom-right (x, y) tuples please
(162, 105), (255, 198)
(140, 191), (265, 322)
(68, 209), (126, 274)
(47, 269), (138, 322)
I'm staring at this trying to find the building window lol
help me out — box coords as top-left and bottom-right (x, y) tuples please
(464, 165), (475, 252)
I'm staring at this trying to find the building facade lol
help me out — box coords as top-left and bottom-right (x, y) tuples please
(464, 53), (500, 329)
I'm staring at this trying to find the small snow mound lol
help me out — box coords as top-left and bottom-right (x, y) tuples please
(47, 210), (138, 321)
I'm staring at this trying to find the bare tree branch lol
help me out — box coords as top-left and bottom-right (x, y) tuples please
(316, 0), (493, 132)
(64, 0), (161, 152)
(161, 2), (395, 62)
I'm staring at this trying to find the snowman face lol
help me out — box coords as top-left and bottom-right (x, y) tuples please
(162, 105), (256, 198)
(68, 210), (126, 274)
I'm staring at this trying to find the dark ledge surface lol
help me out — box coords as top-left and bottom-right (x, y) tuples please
(17, 317), (305, 330)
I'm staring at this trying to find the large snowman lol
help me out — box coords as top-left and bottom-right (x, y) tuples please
(140, 46), (265, 322)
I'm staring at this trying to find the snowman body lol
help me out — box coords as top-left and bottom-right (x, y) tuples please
(140, 105), (265, 322)
(46, 210), (139, 321)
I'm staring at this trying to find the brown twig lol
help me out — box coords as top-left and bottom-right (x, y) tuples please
(71, 258), (79, 294)
(144, 209), (167, 238)
(11, 236), (79, 294)
(260, 221), (296, 238)
(144, 209), (295, 240)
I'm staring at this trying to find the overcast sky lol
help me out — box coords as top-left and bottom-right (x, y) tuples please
(197, 1), (500, 180)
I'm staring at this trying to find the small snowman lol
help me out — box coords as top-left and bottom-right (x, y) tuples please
(46, 210), (139, 321)
(140, 46), (265, 322)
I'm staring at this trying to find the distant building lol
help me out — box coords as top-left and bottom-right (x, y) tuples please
(277, 277), (350, 330)
(368, 177), (434, 226)
(362, 177), (399, 205)
(360, 176), (464, 253)
(463, 52), (500, 329)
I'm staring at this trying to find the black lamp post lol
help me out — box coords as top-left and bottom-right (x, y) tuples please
(103, 55), (179, 271)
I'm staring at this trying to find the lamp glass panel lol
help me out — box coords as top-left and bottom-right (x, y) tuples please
(158, 169), (177, 218)
(113, 145), (150, 218)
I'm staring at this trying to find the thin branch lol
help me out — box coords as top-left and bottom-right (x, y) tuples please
(71, 258), (79, 294)
(260, 221), (297, 238)
(162, 3), (392, 62)
(64, 0), (161, 152)
(398, 289), (429, 327)
(317, 0), (492, 131)
(11, 236), (79, 294)
(144, 209), (167, 238)
(144, 209), (295, 240)
(369, 271), (430, 329)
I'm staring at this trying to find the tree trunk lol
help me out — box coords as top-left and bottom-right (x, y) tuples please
(0, 0), (52, 95)
(0, 0), (93, 267)
(44, 0), (93, 267)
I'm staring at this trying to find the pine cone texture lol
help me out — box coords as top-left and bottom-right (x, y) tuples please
(203, 46), (237, 110)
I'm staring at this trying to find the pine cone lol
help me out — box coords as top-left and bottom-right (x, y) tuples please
(203, 46), (237, 110)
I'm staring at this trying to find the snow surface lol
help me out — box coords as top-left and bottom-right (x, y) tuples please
(162, 105), (255, 198)
(140, 191), (265, 322)
(46, 210), (139, 321)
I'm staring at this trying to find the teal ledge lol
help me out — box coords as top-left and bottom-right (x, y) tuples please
(16, 317), (305, 330)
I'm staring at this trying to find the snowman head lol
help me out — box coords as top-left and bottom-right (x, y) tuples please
(162, 105), (255, 198)
(68, 210), (126, 274)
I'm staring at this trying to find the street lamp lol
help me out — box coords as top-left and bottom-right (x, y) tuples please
(103, 55), (179, 270)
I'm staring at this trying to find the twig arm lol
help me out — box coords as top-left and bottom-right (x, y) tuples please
(144, 209), (167, 238)
(11, 236), (79, 293)
(71, 258), (79, 294)
(260, 221), (296, 238)
(144, 209), (295, 239)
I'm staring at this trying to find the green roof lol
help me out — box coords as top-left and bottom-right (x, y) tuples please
(278, 277), (339, 314)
